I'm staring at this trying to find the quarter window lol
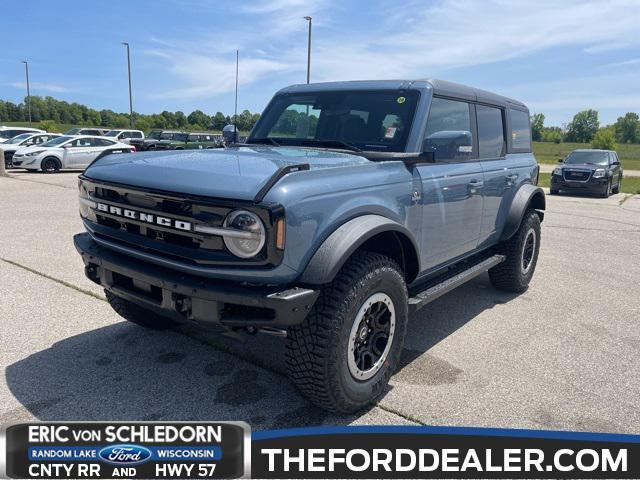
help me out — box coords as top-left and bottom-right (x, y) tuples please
(509, 109), (532, 152)
(477, 105), (505, 159)
(424, 97), (474, 162)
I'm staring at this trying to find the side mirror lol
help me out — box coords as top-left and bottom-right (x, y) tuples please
(62, 144), (70, 148)
(423, 130), (472, 161)
(611, 160), (620, 166)
(557, 158), (564, 163)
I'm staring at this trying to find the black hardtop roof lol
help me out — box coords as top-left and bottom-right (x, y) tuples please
(278, 79), (528, 110)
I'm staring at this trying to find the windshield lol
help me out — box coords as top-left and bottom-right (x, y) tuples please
(65, 128), (81, 135)
(250, 90), (420, 152)
(0, 130), (22, 139)
(41, 136), (74, 147)
(104, 130), (120, 137)
(6, 133), (33, 144)
(565, 151), (610, 166)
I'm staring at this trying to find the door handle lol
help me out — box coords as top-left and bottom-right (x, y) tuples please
(505, 173), (518, 186)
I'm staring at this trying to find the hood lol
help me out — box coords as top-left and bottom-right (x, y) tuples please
(14, 145), (57, 155)
(83, 145), (371, 201)
(561, 163), (605, 171)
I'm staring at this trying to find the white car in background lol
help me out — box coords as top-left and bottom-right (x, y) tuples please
(104, 129), (144, 144)
(12, 135), (134, 173)
(64, 127), (109, 136)
(2, 132), (63, 168)
(0, 126), (45, 143)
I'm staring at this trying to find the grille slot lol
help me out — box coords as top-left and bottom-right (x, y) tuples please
(563, 169), (591, 182)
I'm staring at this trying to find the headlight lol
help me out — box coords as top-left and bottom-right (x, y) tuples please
(553, 167), (562, 175)
(222, 210), (266, 258)
(593, 169), (606, 178)
(78, 180), (96, 218)
(26, 150), (44, 156)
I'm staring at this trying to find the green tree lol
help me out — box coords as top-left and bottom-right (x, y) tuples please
(38, 120), (57, 132)
(592, 127), (617, 150)
(187, 110), (210, 127)
(566, 109), (599, 143)
(212, 112), (227, 130)
(530, 113), (545, 141)
(613, 112), (639, 144)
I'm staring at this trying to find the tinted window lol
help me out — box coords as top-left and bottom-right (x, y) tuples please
(91, 138), (115, 147)
(477, 105), (505, 159)
(131, 131), (143, 138)
(424, 97), (473, 162)
(188, 134), (199, 141)
(509, 109), (531, 151)
(253, 90), (420, 152)
(564, 151), (609, 166)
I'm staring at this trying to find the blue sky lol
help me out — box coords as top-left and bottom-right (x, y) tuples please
(2, 0), (639, 126)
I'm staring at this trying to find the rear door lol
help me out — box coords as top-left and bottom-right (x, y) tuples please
(417, 97), (484, 271)
(478, 107), (533, 247)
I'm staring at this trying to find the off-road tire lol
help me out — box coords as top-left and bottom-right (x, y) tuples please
(489, 209), (541, 293)
(41, 157), (60, 174)
(286, 252), (408, 413)
(612, 178), (621, 194)
(105, 290), (176, 329)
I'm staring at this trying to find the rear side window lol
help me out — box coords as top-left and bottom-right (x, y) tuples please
(477, 105), (505, 159)
(424, 97), (474, 162)
(131, 131), (143, 138)
(509, 109), (531, 152)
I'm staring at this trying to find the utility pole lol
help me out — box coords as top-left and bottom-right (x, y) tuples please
(21, 60), (31, 126)
(304, 16), (312, 84)
(234, 49), (239, 143)
(122, 42), (134, 128)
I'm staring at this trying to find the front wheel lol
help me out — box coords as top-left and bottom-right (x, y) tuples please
(612, 177), (621, 194)
(286, 252), (408, 413)
(41, 157), (60, 173)
(600, 179), (611, 198)
(489, 209), (541, 293)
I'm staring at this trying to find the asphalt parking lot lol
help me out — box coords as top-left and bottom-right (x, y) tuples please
(1, 171), (639, 432)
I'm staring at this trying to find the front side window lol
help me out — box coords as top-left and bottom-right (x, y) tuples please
(69, 138), (93, 147)
(131, 131), (143, 138)
(424, 97), (474, 162)
(477, 105), (505, 159)
(509, 109), (532, 152)
(251, 90), (420, 152)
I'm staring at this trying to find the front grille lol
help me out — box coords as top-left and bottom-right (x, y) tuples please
(81, 178), (281, 268)
(563, 169), (591, 182)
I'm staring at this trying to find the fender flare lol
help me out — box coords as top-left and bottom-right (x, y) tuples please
(299, 214), (420, 285)
(501, 183), (546, 241)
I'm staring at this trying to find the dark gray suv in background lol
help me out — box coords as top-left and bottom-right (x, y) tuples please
(551, 149), (623, 197)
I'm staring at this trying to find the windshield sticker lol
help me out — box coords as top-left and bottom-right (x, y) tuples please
(396, 96), (406, 104)
(385, 127), (398, 139)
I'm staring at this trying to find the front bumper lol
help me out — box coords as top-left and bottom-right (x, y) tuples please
(551, 174), (608, 193)
(74, 232), (318, 329)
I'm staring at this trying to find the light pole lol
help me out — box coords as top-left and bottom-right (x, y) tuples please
(122, 42), (133, 128)
(304, 16), (312, 84)
(21, 60), (31, 126)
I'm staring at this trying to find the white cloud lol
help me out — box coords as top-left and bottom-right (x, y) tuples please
(6, 82), (72, 93)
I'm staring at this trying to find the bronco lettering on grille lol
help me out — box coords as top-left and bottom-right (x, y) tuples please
(95, 202), (192, 231)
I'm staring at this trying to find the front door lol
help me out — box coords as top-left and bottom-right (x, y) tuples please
(417, 97), (484, 271)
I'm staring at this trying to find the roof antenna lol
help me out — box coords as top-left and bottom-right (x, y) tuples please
(234, 49), (239, 143)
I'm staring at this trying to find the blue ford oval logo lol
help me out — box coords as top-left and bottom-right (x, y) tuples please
(98, 444), (152, 465)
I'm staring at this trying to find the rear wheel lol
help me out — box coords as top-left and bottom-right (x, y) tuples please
(41, 157), (60, 173)
(105, 290), (176, 329)
(286, 252), (407, 413)
(489, 209), (541, 293)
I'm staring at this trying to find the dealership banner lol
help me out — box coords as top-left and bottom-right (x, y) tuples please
(2, 423), (640, 479)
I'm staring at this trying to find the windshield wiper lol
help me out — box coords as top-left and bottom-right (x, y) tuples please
(297, 139), (362, 152)
(246, 137), (280, 146)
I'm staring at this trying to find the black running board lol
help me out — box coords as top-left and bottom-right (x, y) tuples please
(408, 254), (505, 313)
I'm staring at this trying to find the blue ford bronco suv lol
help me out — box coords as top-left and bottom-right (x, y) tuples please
(74, 79), (545, 412)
